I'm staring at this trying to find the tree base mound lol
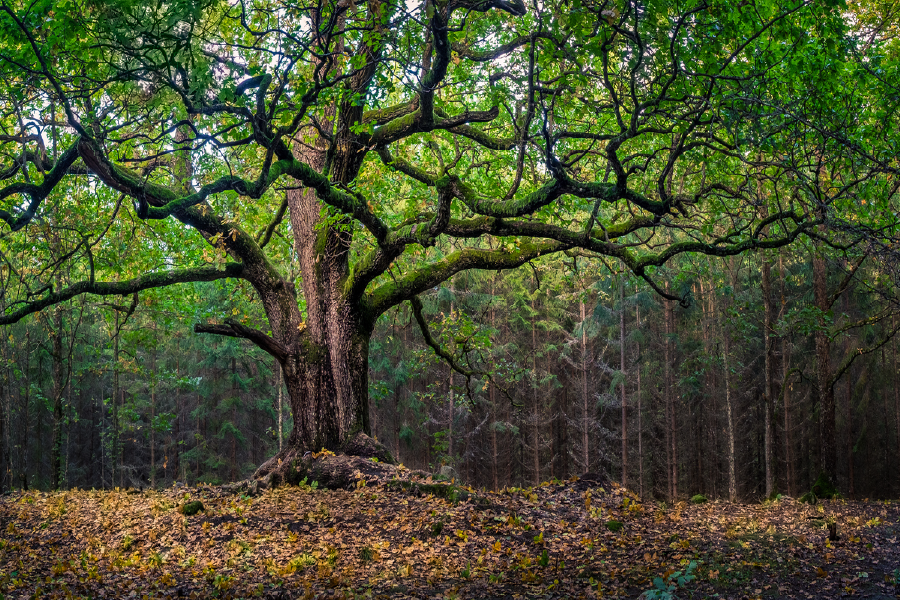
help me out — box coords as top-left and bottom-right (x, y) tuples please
(232, 433), (430, 496)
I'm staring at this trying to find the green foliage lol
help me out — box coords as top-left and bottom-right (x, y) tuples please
(690, 495), (708, 505)
(180, 500), (204, 516)
(641, 561), (697, 600)
(811, 473), (839, 498)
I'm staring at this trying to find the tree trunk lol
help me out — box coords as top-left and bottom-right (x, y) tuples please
(112, 320), (120, 489)
(620, 278), (627, 487)
(151, 350), (156, 488)
(449, 295), (455, 463)
(717, 278), (736, 503)
(636, 303), (643, 499)
(276, 367), (284, 452)
(724, 335), (737, 502)
(780, 254), (794, 496)
(664, 281), (677, 501)
(845, 370), (854, 498)
(230, 357), (237, 482)
(580, 299), (590, 472)
(173, 345), (181, 483)
(490, 280), (499, 490)
(51, 306), (64, 490)
(0, 332), (5, 493)
(254, 134), (372, 476)
(532, 296), (540, 486)
(762, 254), (776, 497)
(894, 316), (900, 496)
(813, 252), (836, 477)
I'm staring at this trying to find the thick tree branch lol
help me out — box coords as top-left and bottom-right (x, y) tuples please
(0, 141), (80, 231)
(368, 240), (564, 318)
(194, 318), (287, 360)
(0, 263), (244, 326)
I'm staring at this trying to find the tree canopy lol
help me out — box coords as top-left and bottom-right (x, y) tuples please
(0, 0), (897, 476)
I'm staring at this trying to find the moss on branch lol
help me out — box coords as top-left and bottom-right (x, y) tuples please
(368, 240), (564, 317)
(0, 263), (244, 326)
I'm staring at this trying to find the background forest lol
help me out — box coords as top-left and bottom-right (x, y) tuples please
(3, 239), (897, 501)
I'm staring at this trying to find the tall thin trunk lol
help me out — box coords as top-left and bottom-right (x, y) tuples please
(51, 306), (64, 490)
(490, 279), (498, 490)
(580, 299), (590, 472)
(620, 279), (627, 487)
(119, 387), (125, 488)
(664, 281), (677, 501)
(813, 252), (836, 476)
(636, 303), (643, 499)
(150, 350), (156, 488)
(448, 293), (455, 463)
(0, 331), (5, 493)
(196, 391), (201, 482)
(532, 296), (540, 486)
(174, 346), (181, 482)
(21, 329), (30, 490)
(780, 255), (794, 496)
(845, 371), (854, 498)
(113, 320), (121, 488)
(843, 292), (853, 497)
(724, 336), (737, 502)
(231, 357), (237, 482)
(277, 367), (284, 452)
(762, 255), (776, 497)
(699, 280), (711, 495)
(894, 316), (900, 495)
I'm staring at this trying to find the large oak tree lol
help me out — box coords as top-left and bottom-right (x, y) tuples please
(0, 0), (896, 481)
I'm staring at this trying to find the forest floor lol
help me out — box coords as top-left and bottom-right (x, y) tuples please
(0, 470), (898, 599)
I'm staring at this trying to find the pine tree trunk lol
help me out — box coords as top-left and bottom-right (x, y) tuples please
(894, 316), (900, 495)
(490, 281), (499, 490)
(151, 351), (156, 488)
(813, 252), (837, 477)
(21, 329), (30, 490)
(664, 282), (677, 501)
(113, 322), (120, 489)
(51, 307), (64, 490)
(636, 303), (643, 499)
(762, 255), (775, 497)
(845, 372), (854, 498)
(620, 279), (627, 487)
(718, 277), (736, 503)
(780, 255), (794, 496)
(174, 347), (181, 483)
(449, 295), (455, 463)
(580, 299), (590, 472)
(231, 357), (237, 482)
(0, 336), (5, 493)
(724, 337), (737, 502)
(532, 296), (540, 486)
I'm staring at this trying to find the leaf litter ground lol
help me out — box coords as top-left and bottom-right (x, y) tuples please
(1, 472), (899, 599)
